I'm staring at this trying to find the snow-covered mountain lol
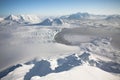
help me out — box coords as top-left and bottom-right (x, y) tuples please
(0, 12), (120, 27)
(18, 15), (42, 23)
(105, 15), (120, 22)
(38, 18), (53, 26)
(4, 15), (19, 21)
(0, 15), (64, 26)
(5, 15), (41, 23)
(0, 15), (21, 26)
(52, 18), (63, 25)
(59, 12), (120, 28)
(61, 12), (107, 20)
(0, 15), (42, 26)
(68, 12), (90, 19)
(37, 18), (64, 26)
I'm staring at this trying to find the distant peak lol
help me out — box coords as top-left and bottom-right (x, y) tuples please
(76, 12), (89, 14)
(5, 14), (18, 20)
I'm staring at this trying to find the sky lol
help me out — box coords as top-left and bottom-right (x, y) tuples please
(0, 0), (120, 16)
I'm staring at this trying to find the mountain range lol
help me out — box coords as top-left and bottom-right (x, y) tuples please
(0, 12), (120, 26)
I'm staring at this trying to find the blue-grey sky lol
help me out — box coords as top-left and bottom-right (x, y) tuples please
(0, 0), (120, 16)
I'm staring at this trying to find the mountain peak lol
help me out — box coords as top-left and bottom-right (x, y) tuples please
(38, 18), (53, 26)
(37, 18), (63, 26)
(4, 15), (18, 21)
(68, 12), (90, 19)
(106, 15), (120, 20)
(52, 18), (63, 25)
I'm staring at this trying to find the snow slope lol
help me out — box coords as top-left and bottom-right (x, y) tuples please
(31, 65), (119, 80)
(1, 37), (120, 80)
